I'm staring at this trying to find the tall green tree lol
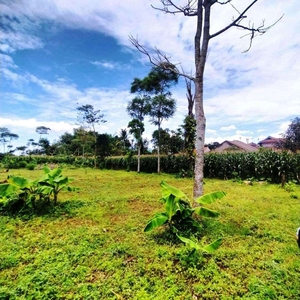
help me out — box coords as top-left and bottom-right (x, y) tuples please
(36, 126), (51, 154)
(39, 138), (53, 155)
(117, 129), (131, 155)
(0, 127), (19, 153)
(152, 128), (171, 155)
(128, 119), (145, 172)
(73, 126), (94, 157)
(16, 146), (27, 155)
(53, 132), (74, 155)
(36, 126), (51, 139)
(96, 133), (114, 158)
(152, 128), (184, 155)
(77, 104), (106, 167)
(127, 77), (152, 172)
(130, 1), (281, 197)
(182, 77), (197, 171)
(281, 117), (300, 153)
(182, 115), (196, 171)
(145, 67), (178, 173)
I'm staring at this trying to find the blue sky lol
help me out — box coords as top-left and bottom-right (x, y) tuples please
(1, 0), (300, 150)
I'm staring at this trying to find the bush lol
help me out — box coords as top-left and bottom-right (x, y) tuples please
(17, 161), (27, 168)
(26, 162), (37, 170)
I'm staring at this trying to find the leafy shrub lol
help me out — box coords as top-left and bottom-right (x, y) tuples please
(17, 161), (27, 168)
(144, 181), (225, 254)
(0, 167), (79, 214)
(26, 162), (37, 170)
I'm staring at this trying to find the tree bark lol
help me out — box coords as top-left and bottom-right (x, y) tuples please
(137, 144), (141, 173)
(193, 1), (207, 199)
(157, 124), (161, 173)
(193, 77), (206, 199)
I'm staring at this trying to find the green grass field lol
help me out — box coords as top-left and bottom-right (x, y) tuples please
(1, 168), (300, 299)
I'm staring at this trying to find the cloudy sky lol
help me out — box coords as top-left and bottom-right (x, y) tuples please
(1, 0), (299, 150)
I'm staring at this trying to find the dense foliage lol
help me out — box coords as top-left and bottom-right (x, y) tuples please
(280, 117), (300, 153)
(1, 150), (300, 184)
(204, 150), (300, 183)
(0, 167), (78, 214)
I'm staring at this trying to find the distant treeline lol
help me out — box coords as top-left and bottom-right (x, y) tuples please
(1, 150), (299, 183)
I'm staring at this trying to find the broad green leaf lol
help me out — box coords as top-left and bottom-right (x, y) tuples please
(177, 201), (193, 218)
(177, 235), (201, 250)
(48, 168), (62, 178)
(202, 238), (223, 253)
(144, 213), (168, 232)
(7, 175), (31, 189)
(165, 194), (179, 220)
(195, 191), (226, 205)
(38, 186), (53, 195)
(53, 176), (69, 184)
(38, 173), (51, 183)
(43, 166), (51, 174)
(160, 181), (188, 201)
(0, 184), (17, 197)
(194, 207), (220, 218)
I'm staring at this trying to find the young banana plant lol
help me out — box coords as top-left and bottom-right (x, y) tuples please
(177, 235), (223, 254)
(144, 181), (225, 232)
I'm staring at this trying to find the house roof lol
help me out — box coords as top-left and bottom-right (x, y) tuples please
(204, 146), (210, 153)
(258, 136), (285, 145)
(249, 142), (259, 148)
(214, 140), (258, 152)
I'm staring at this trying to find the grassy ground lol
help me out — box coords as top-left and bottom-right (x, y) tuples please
(0, 168), (300, 299)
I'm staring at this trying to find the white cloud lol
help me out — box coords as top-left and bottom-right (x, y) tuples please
(1, 0), (299, 149)
(1, 68), (28, 85)
(0, 53), (17, 69)
(0, 27), (43, 53)
(236, 130), (253, 135)
(220, 125), (236, 131)
(91, 60), (129, 70)
(0, 117), (75, 148)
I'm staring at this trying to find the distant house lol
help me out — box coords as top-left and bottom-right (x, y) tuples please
(213, 140), (258, 152)
(204, 146), (210, 153)
(258, 136), (284, 149)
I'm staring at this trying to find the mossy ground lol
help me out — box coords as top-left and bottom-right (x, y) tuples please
(1, 168), (299, 299)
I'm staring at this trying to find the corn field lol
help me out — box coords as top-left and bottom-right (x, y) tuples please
(1, 150), (300, 183)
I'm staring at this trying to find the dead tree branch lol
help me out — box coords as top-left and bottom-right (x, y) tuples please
(129, 35), (195, 81)
(210, 0), (284, 51)
(152, 0), (198, 16)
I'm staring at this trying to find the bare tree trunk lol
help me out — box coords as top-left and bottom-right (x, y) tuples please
(129, 0), (281, 197)
(185, 77), (194, 118)
(193, 78), (205, 199)
(193, 1), (206, 199)
(137, 144), (141, 173)
(94, 134), (97, 168)
(157, 124), (161, 173)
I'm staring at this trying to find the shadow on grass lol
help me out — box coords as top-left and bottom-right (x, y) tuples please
(0, 198), (87, 221)
(149, 222), (207, 246)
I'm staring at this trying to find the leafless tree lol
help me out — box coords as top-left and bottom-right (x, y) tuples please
(130, 0), (282, 199)
(184, 74), (195, 118)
